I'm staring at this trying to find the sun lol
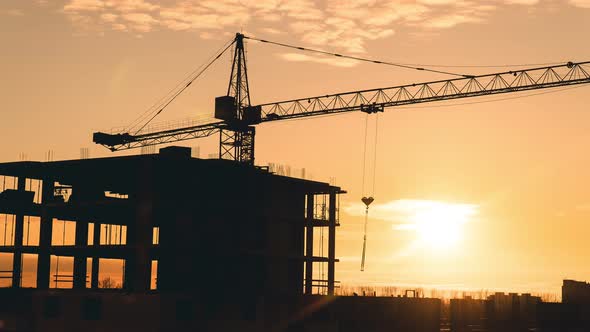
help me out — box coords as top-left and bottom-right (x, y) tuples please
(405, 201), (477, 250)
(357, 199), (478, 252)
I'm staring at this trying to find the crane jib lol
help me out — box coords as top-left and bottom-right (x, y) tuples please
(91, 32), (590, 158)
(93, 70), (590, 151)
(255, 62), (590, 122)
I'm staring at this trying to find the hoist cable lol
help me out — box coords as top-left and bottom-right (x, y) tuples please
(360, 114), (369, 196)
(244, 36), (471, 78)
(372, 114), (379, 197)
(360, 113), (380, 272)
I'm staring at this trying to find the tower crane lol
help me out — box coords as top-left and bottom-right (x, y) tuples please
(93, 33), (590, 165)
(93, 33), (590, 273)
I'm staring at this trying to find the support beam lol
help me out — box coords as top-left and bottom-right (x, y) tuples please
(91, 223), (101, 289)
(327, 191), (336, 296)
(304, 194), (314, 295)
(37, 179), (54, 289)
(11, 177), (26, 288)
(73, 220), (88, 289)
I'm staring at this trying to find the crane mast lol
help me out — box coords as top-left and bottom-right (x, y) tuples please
(218, 33), (256, 165)
(93, 34), (590, 163)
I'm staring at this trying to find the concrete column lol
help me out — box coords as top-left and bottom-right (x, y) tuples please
(327, 191), (336, 296)
(11, 177), (26, 288)
(124, 161), (153, 292)
(304, 194), (314, 295)
(73, 220), (88, 289)
(155, 207), (175, 292)
(37, 179), (54, 289)
(124, 203), (153, 291)
(91, 222), (101, 289)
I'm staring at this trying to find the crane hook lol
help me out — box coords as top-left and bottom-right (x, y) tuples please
(361, 196), (374, 208)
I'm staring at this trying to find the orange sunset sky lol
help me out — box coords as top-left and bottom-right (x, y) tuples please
(1, 0), (590, 296)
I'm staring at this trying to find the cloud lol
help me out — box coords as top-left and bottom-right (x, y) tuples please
(64, 0), (158, 13)
(56, 0), (547, 54)
(575, 203), (590, 211)
(280, 1), (324, 20)
(279, 52), (359, 67)
(259, 27), (283, 35)
(61, 0), (161, 33)
(161, 19), (191, 31)
(121, 12), (157, 32)
(111, 0), (159, 12)
(100, 13), (117, 22)
(63, 0), (106, 12)
(111, 23), (127, 31)
(260, 13), (282, 22)
(422, 14), (485, 28)
(569, 0), (590, 8)
(344, 199), (479, 227)
(1, 9), (24, 16)
(121, 12), (156, 24)
(504, 0), (540, 4)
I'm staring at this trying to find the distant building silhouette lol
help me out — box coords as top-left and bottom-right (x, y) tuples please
(562, 279), (590, 304)
(451, 292), (540, 331)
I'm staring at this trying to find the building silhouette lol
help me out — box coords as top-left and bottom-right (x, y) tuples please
(562, 279), (590, 304)
(0, 146), (441, 332)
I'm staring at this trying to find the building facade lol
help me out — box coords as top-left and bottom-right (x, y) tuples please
(0, 147), (342, 296)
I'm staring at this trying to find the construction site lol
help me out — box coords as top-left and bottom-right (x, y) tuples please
(0, 146), (443, 331)
(0, 31), (590, 332)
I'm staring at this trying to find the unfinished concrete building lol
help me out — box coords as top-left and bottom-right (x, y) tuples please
(0, 146), (342, 295)
(0, 147), (441, 332)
